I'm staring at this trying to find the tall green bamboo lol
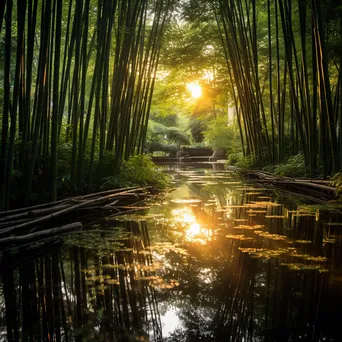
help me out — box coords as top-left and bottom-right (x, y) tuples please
(5, 0), (26, 209)
(0, 0), (172, 207)
(213, 0), (341, 174)
(26, 0), (52, 204)
(0, 0), (12, 210)
(51, 0), (62, 201)
(0, 0), (6, 34)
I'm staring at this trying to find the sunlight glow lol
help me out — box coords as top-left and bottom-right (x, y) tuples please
(171, 207), (212, 244)
(188, 223), (201, 236)
(186, 81), (202, 99)
(183, 213), (196, 224)
(203, 70), (214, 82)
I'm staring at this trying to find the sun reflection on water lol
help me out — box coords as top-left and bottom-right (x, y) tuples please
(172, 207), (212, 244)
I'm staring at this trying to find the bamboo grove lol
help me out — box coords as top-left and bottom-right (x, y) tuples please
(0, 0), (173, 209)
(213, 0), (342, 176)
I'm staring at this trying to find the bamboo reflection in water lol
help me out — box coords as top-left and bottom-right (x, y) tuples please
(67, 220), (164, 340)
(0, 220), (163, 341)
(1, 249), (70, 342)
(214, 240), (258, 341)
(214, 194), (340, 341)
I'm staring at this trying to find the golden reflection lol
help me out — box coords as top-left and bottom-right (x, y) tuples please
(188, 223), (201, 236)
(172, 207), (212, 244)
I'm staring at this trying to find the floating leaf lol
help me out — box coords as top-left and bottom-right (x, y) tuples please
(226, 234), (253, 241)
(238, 247), (266, 254)
(323, 238), (336, 244)
(280, 263), (324, 271)
(170, 199), (202, 204)
(136, 276), (161, 281)
(265, 215), (286, 219)
(318, 269), (329, 273)
(305, 256), (328, 262)
(235, 224), (265, 230)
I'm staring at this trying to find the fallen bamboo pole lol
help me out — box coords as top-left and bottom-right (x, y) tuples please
(0, 186), (143, 217)
(0, 203), (73, 223)
(245, 170), (337, 200)
(0, 222), (82, 247)
(0, 188), (147, 237)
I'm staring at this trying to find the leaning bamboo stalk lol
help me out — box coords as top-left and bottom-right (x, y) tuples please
(0, 203), (73, 223)
(0, 218), (36, 228)
(0, 222), (82, 247)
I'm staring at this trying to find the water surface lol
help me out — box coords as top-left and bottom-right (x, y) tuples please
(1, 165), (342, 341)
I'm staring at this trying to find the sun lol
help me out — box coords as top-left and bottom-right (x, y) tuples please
(186, 81), (202, 99)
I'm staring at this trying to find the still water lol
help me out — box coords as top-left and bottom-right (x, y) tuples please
(1, 165), (342, 341)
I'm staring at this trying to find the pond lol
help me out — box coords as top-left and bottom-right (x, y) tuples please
(1, 164), (342, 341)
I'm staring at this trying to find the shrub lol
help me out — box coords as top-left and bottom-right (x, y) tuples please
(203, 114), (241, 151)
(235, 155), (256, 169)
(227, 152), (242, 166)
(330, 172), (342, 198)
(227, 152), (256, 169)
(102, 154), (170, 190)
(274, 154), (307, 177)
(146, 141), (178, 154)
(166, 127), (191, 145)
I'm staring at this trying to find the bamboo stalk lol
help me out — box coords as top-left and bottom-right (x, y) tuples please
(0, 222), (82, 246)
(0, 188), (146, 237)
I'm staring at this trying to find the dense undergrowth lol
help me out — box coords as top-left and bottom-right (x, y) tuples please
(330, 173), (342, 199)
(227, 153), (308, 178)
(101, 155), (170, 190)
(227, 152), (342, 199)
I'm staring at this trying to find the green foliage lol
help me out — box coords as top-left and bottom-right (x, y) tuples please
(203, 114), (240, 151)
(147, 141), (178, 154)
(330, 172), (342, 198)
(102, 155), (170, 190)
(227, 152), (256, 170)
(274, 154), (307, 177)
(227, 152), (243, 166)
(146, 119), (190, 153)
(166, 127), (190, 145)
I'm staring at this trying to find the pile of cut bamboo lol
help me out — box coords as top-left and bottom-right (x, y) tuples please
(246, 170), (337, 202)
(0, 187), (150, 248)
